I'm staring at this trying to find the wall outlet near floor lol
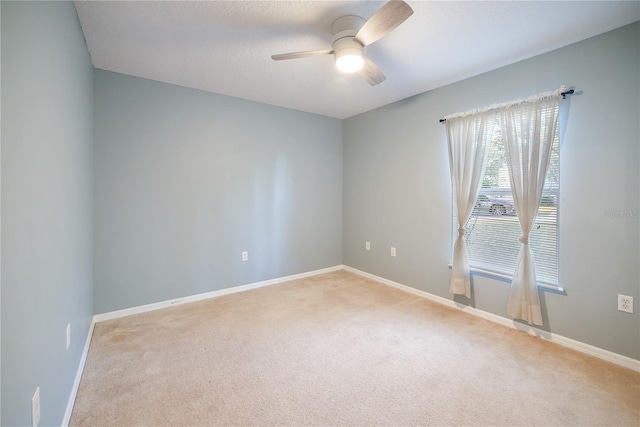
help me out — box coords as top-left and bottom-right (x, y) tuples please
(390, 247), (396, 257)
(241, 251), (248, 262)
(66, 323), (71, 350)
(617, 294), (634, 313)
(32, 386), (41, 427)
(365, 241), (370, 251)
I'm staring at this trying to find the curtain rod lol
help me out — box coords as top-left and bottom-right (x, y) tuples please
(438, 89), (575, 123)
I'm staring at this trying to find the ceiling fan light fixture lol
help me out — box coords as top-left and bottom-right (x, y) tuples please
(271, 0), (414, 84)
(335, 48), (364, 73)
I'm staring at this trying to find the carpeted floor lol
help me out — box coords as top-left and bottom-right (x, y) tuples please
(70, 270), (640, 426)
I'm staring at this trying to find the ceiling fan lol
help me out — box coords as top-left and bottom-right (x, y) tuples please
(271, 0), (413, 86)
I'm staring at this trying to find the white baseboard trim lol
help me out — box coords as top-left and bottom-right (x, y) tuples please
(342, 265), (640, 373)
(63, 318), (95, 426)
(93, 265), (343, 323)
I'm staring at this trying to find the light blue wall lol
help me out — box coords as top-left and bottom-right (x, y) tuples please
(1, 2), (94, 426)
(343, 22), (640, 359)
(94, 70), (343, 314)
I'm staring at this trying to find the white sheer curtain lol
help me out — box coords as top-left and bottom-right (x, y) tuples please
(498, 90), (562, 325)
(446, 112), (494, 298)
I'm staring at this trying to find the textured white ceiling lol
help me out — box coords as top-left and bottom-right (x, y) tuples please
(74, 1), (640, 119)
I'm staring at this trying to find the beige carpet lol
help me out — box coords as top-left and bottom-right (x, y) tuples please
(70, 270), (640, 426)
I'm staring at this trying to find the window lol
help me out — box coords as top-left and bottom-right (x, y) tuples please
(452, 119), (560, 288)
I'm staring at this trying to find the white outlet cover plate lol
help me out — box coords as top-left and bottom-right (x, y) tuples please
(618, 294), (634, 313)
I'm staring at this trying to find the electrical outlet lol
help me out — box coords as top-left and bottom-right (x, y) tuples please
(32, 386), (41, 427)
(390, 247), (396, 257)
(241, 251), (248, 262)
(66, 323), (71, 350)
(365, 241), (370, 251)
(618, 294), (634, 313)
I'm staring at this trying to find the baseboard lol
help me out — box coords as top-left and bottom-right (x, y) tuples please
(93, 265), (343, 323)
(342, 265), (640, 373)
(62, 317), (95, 426)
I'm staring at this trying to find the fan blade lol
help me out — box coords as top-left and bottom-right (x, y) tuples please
(355, 0), (414, 47)
(359, 58), (386, 86)
(271, 50), (333, 61)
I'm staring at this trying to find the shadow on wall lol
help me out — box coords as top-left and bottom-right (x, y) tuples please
(251, 153), (293, 280)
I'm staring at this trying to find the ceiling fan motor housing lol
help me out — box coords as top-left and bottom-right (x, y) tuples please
(331, 15), (365, 35)
(331, 15), (366, 73)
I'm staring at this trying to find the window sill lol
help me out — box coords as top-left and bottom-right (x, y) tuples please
(447, 264), (565, 294)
